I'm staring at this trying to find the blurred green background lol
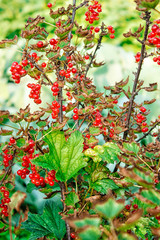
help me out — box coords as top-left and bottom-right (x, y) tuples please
(0, 1), (160, 238)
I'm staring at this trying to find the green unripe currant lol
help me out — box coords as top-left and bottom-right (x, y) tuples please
(94, 145), (104, 154)
(92, 156), (102, 163)
(84, 148), (98, 158)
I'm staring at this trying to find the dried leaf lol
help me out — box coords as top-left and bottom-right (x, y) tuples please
(0, 35), (18, 48)
(9, 191), (27, 212)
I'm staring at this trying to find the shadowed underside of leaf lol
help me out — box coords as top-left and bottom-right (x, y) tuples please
(22, 201), (66, 240)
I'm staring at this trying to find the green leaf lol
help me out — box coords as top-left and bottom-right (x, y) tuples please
(32, 130), (87, 182)
(0, 35), (18, 48)
(102, 142), (121, 163)
(37, 121), (47, 127)
(22, 201), (66, 240)
(26, 182), (37, 193)
(58, 41), (69, 48)
(92, 179), (119, 194)
(141, 189), (160, 205)
(16, 138), (26, 147)
(95, 198), (124, 219)
(79, 227), (101, 240)
(74, 218), (101, 228)
(65, 192), (79, 207)
(91, 166), (109, 182)
(0, 129), (13, 136)
(57, 56), (67, 61)
(46, 51), (58, 59)
(123, 142), (140, 155)
(133, 168), (153, 183)
(89, 127), (101, 136)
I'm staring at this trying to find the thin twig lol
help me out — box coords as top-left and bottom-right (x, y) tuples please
(123, 11), (151, 140)
(136, 121), (160, 142)
(60, 182), (71, 240)
(85, 23), (105, 77)
(75, 0), (89, 10)
(137, 155), (154, 172)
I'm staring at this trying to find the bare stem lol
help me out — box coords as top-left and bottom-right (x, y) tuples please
(123, 11), (151, 140)
(60, 182), (71, 240)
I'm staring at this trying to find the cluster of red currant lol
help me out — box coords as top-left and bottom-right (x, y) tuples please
(147, 20), (160, 65)
(66, 91), (73, 101)
(27, 83), (42, 104)
(73, 108), (79, 121)
(49, 38), (60, 50)
(29, 166), (46, 188)
(17, 140), (36, 179)
(44, 170), (57, 186)
(92, 109), (102, 127)
(2, 149), (13, 168)
(135, 52), (141, 63)
(51, 100), (60, 119)
(125, 203), (138, 212)
(8, 137), (16, 146)
(107, 25), (115, 39)
(136, 107), (148, 133)
(90, 26), (100, 33)
(85, 1), (102, 24)
(10, 61), (27, 84)
(0, 186), (10, 217)
(59, 64), (77, 79)
(103, 122), (115, 138)
(51, 82), (59, 96)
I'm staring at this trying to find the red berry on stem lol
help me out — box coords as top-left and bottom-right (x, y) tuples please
(71, 232), (76, 239)
(140, 106), (146, 113)
(73, 114), (79, 120)
(47, 3), (52, 8)
(85, 55), (89, 60)
(37, 41), (44, 48)
(94, 27), (100, 33)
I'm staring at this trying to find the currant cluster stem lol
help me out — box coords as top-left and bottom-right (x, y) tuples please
(85, 23), (104, 77)
(123, 11), (151, 140)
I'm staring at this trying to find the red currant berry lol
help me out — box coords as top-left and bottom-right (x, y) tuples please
(94, 27), (100, 33)
(73, 114), (79, 120)
(70, 232), (76, 239)
(140, 106), (146, 113)
(37, 41), (44, 48)
(133, 204), (138, 209)
(85, 55), (90, 60)
(47, 3), (52, 8)
(41, 62), (46, 68)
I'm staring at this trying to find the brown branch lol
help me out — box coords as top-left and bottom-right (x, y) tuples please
(75, 0), (89, 10)
(136, 121), (160, 142)
(85, 23), (105, 77)
(123, 11), (151, 140)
